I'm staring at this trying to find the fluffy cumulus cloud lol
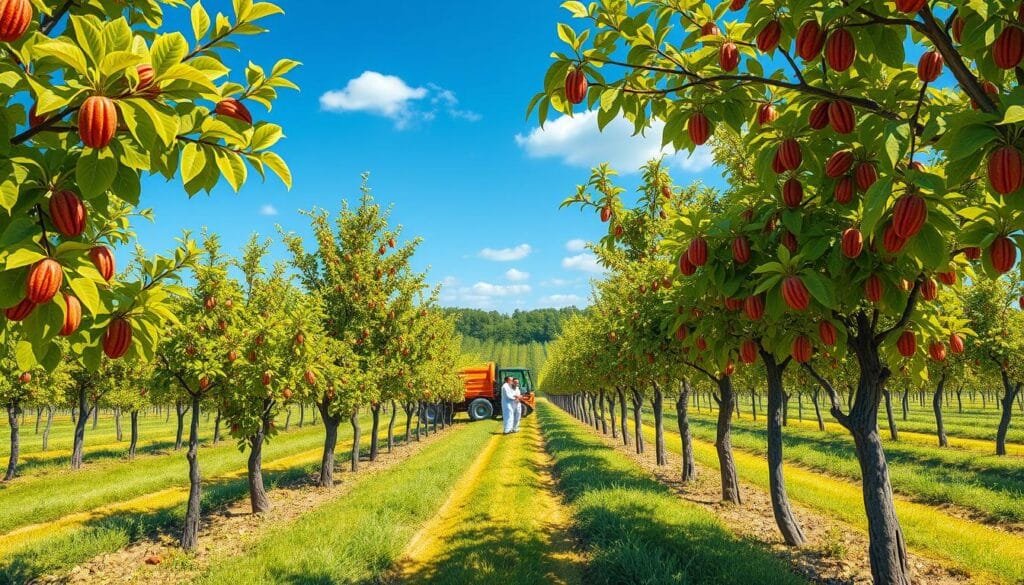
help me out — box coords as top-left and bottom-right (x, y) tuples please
(258, 204), (279, 216)
(562, 252), (604, 274)
(515, 111), (713, 174)
(505, 268), (530, 282)
(478, 243), (532, 261)
(440, 279), (532, 309)
(565, 238), (587, 252)
(320, 71), (479, 129)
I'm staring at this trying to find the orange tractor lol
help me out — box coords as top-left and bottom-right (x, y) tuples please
(456, 362), (536, 421)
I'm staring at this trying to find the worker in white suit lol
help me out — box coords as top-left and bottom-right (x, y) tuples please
(501, 376), (522, 434)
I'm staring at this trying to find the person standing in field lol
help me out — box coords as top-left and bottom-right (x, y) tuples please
(501, 376), (521, 434)
(510, 378), (524, 432)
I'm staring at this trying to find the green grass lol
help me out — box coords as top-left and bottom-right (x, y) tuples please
(199, 420), (498, 584)
(660, 408), (1024, 524)
(538, 401), (807, 585)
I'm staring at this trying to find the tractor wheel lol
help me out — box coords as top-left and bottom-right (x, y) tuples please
(420, 404), (440, 424)
(467, 398), (494, 421)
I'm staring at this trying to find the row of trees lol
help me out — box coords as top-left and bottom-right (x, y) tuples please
(533, 1), (1024, 582)
(443, 307), (580, 344)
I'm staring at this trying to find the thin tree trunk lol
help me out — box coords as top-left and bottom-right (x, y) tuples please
(71, 387), (90, 470)
(247, 409), (272, 514)
(652, 383), (667, 466)
(901, 388), (909, 421)
(284, 407), (292, 431)
(956, 389), (962, 413)
(92, 405), (99, 430)
(181, 395), (202, 550)
(174, 401), (187, 451)
(350, 408), (361, 472)
(762, 352), (805, 546)
(415, 402), (422, 441)
(213, 408), (221, 445)
(933, 372), (948, 448)
(751, 387), (757, 421)
(387, 400), (397, 453)
(42, 406), (54, 452)
(882, 389), (899, 441)
(713, 375), (741, 504)
(298, 402), (305, 428)
(996, 371), (1020, 456)
(5, 403), (22, 481)
(318, 399), (341, 488)
(34, 407), (42, 435)
(404, 402), (414, 444)
(114, 407), (123, 442)
(129, 410), (139, 459)
(369, 403), (381, 461)
(606, 394), (617, 439)
(630, 388), (644, 454)
(616, 387), (630, 446)
(812, 389), (825, 431)
(598, 389), (607, 434)
(676, 379), (696, 484)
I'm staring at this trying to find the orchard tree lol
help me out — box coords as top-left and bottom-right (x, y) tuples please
(0, 0), (296, 373)
(98, 354), (154, 456)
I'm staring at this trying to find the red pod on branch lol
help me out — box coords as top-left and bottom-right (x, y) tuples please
(964, 246), (982, 261)
(777, 138), (802, 170)
(819, 321), (838, 347)
(828, 100), (856, 134)
(896, 330), (917, 358)
(988, 235), (1018, 274)
(917, 50), (944, 82)
(89, 246), (116, 281)
(678, 253), (697, 276)
(795, 20), (825, 61)
(687, 236), (708, 267)
(855, 162), (878, 191)
(834, 177), (855, 205)
(756, 20), (782, 53)
(49, 190), (87, 238)
(938, 270), (957, 285)
(60, 293), (82, 337)
(688, 113), (711, 145)
(864, 274), (884, 303)
(4, 298), (36, 322)
(949, 333), (965, 355)
(895, 0), (927, 13)
(791, 335), (813, 363)
(781, 276), (810, 311)
(0, 0), (32, 43)
(756, 103), (778, 125)
(993, 26), (1024, 69)
(824, 28), (856, 72)
(988, 146), (1023, 195)
(920, 277), (938, 301)
(808, 101), (830, 130)
(740, 340), (758, 365)
(929, 341), (947, 362)
(719, 42), (739, 72)
(731, 236), (751, 264)
(564, 67), (588, 104)
(79, 96), (118, 149)
(825, 150), (855, 178)
(744, 294), (765, 320)
(892, 194), (927, 239)
(600, 206), (612, 222)
(215, 98), (253, 124)
(883, 223), (908, 254)
(841, 227), (863, 258)
(782, 178), (803, 208)
(26, 259), (63, 304)
(103, 317), (133, 359)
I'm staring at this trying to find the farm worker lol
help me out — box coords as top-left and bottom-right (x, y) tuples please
(510, 378), (524, 432)
(501, 376), (521, 434)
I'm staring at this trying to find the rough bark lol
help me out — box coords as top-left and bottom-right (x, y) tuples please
(42, 406), (54, 452)
(318, 399), (342, 488)
(606, 393), (617, 439)
(71, 387), (90, 470)
(598, 389), (607, 434)
(996, 370), (1020, 456)
(5, 403), (22, 481)
(762, 352), (805, 546)
(629, 388), (644, 454)
(181, 395), (202, 550)
(901, 388), (909, 421)
(247, 414), (271, 514)
(129, 410), (139, 459)
(350, 408), (361, 472)
(676, 378), (696, 483)
(812, 389), (825, 431)
(933, 372), (948, 448)
(651, 383), (667, 466)
(114, 407), (123, 442)
(91, 405), (98, 430)
(174, 400), (187, 451)
(616, 387), (630, 446)
(714, 375), (741, 504)
(882, 388), (899, 441)
(404, 402), (414, 444)
(369, 403), (381, 462)
(284, 407), (292, 431)
(387, 400), (397, 453)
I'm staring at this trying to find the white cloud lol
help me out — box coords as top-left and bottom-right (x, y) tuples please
(515, 111), (714, 174)
(505, 268), (530, 282)
(562, 253), (604, 274)
(471, 282), (531, 296)
(320, 72), (479, 129)
(540, 278), (572, 287)
(565, 238), (588, 252)
(259, 204), (278, 216)
(478, 244), (532, 262)
(440, 279), (532, 309)
(539, 294), (584, 308)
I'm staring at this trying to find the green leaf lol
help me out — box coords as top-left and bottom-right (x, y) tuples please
(802, 272), (836, 308)
(861, 178), (893, 236)
(215, 150), (247, 192)
(76, 147), (118, 198)
(261, 151), (291, 189)
(150, 32), (188, 76)
(4, 247), (46, 270)
(31, 40), (89, 76)
(908, 223), (947, 270)
(192, 1), (211, 41)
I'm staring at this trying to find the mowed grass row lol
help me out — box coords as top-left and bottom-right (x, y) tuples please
(198, 420), (499, 584)
(659, 408), (1024, 524)
(538, 401), (807, 585)
(634, 413), (1024, 583)
(395, 416), (583, 585)
(0, 415), (418, 582)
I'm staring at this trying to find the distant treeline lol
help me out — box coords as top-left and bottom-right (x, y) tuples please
(443, 307), (579, 344)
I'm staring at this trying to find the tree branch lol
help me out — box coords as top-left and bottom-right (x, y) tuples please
(802, 362), (850, 428)
(41, 1), (75, 36)
(917, 4), (998, 114)
(876, 276), (923, 343)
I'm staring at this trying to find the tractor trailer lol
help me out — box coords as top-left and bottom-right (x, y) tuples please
(457, 362), (536, 421)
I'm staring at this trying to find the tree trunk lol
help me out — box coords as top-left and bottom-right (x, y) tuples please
(129, 410), (139, 459)
(782, 391), (790, 426)
(956, 389), (962, 414)
(606, 393), (617, 439)
(247, 413), (271, 514)
(298, 402), (305, 427)
(5, 403), (22, 481)
(34, 407), (41, 435)
(181, 395), (202, 550)
(350, 408), (361, 472)
(404, 402), (414, 444)
(114, 407), (123, 442)
(42, 406), (54, 452)
(165, 406), (170, 422)
(812, 389), (825, 431)
(369, 403), (381, 462)
(387, 400), (397, 453)
(92, 405), (99, 430)
(676, 379), (696, 484)
(882, 388), (899, 442)
(213, 409), (222, 445)
(318, 399), (341, 488)
(751, 387), (757, 421)
(713, 375), (741, 504)
(933, 372), (948, 448)
(598, 389), (607, 434)
(71, 387), (90, 470)
(616, 387), (630, 446)
(415, 402), (422, 441)
(901, 388), (909, 421)
(996, 371), (1020, 456)
(174, 401), (186, 451)
(630, 388), (644, 454)
(762, 353), (805, 546)
(284, 407), (292, 431)
(651, 383), (667, 466)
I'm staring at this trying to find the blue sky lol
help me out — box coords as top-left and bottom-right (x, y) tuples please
(134, 1), (723, 312)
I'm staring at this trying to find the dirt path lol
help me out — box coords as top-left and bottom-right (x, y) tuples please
(389, 416), (584, 585)
(43, 426), (458, 584)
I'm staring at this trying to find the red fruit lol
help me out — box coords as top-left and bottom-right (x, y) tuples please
(4, 298), (35, 321)
(782, 276), (810, 311)
(89, 246), (115, 281)
(782, 178), (803, 208)
(896, 330), (916, 357)
(0, 0), (32, 43)
(719, 42), (739, 72)
(771, 149), (787, 174)
(929, 341), (947, 362)
(834, 177), (855, 204)
(825, 28), (856, 72)
(26, 259), (63, 304)
(757, 20), (782, 52)
(28, 104), (45, 127)
(756, 103), (778, 125)
(565, 68), (588, 105)
(701, 22), (720, 37)
(964, 246), (982, 260)
(920, 277), (938, 301)
(199, 376), (210, 390)
(777, 139), (802, 170)
(841, 228), (863, 258)
(882, 222), (907, 254)
(675, 326), (688, 342)
(729, 0), (745, 10)
(48, 190), (87, 238)
(994, 26), (1024, 69)
(723, 297), (743, 311)
(781, 230), (798, 253)
(826, 150), (855, 178)
(204, 296), (217, 311)
(895, 0), (927, 12)
(952, 17), (965, 44)
(282, 388), (294, 400)
(228, 350), (238, 362)
(938, 270), (957, 285)
(972, 81), (1000, 110)
(949, 333), (965, 355)
(917, 50), (944, 82)
(136, 64), (156, 90)
(18, 372), (31, 384)
(723, 361), (735, 376)
(695, 337), (708, 351)
(61, 293), (81, 337)
(796, 21), (825, 61)
(819, 321), (837, 346)
(687, 237), (708, 267)
(305, 370), (317, 385)
(732, 236), (751, 264)
(215, 98), (252, 124)
(744, 295), (765, 320)
(103, 317), (133, 359)
(988, 146), (1023, 195)
(865, 274), (884, 303)
(79, 96), (118, 149)
(614, 225), (624, 238)
(740, 340), (758, 365)
(688, 113), (711, 145)
(809, 101), (830, 130)
(678, 254), (697, 276)
(295, 332), (305, 345)
(855, 162), (878, 191)
(261, 371), (272, 386)
(892, 194), (927, 239)
(791, 335), (813, 363)
(828, 100), (855, 134)
(989, 235), (1018, 274)
(600, 206), (612, 222)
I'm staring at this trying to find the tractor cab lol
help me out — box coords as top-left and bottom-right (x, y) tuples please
(498, 367), (534, 394)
